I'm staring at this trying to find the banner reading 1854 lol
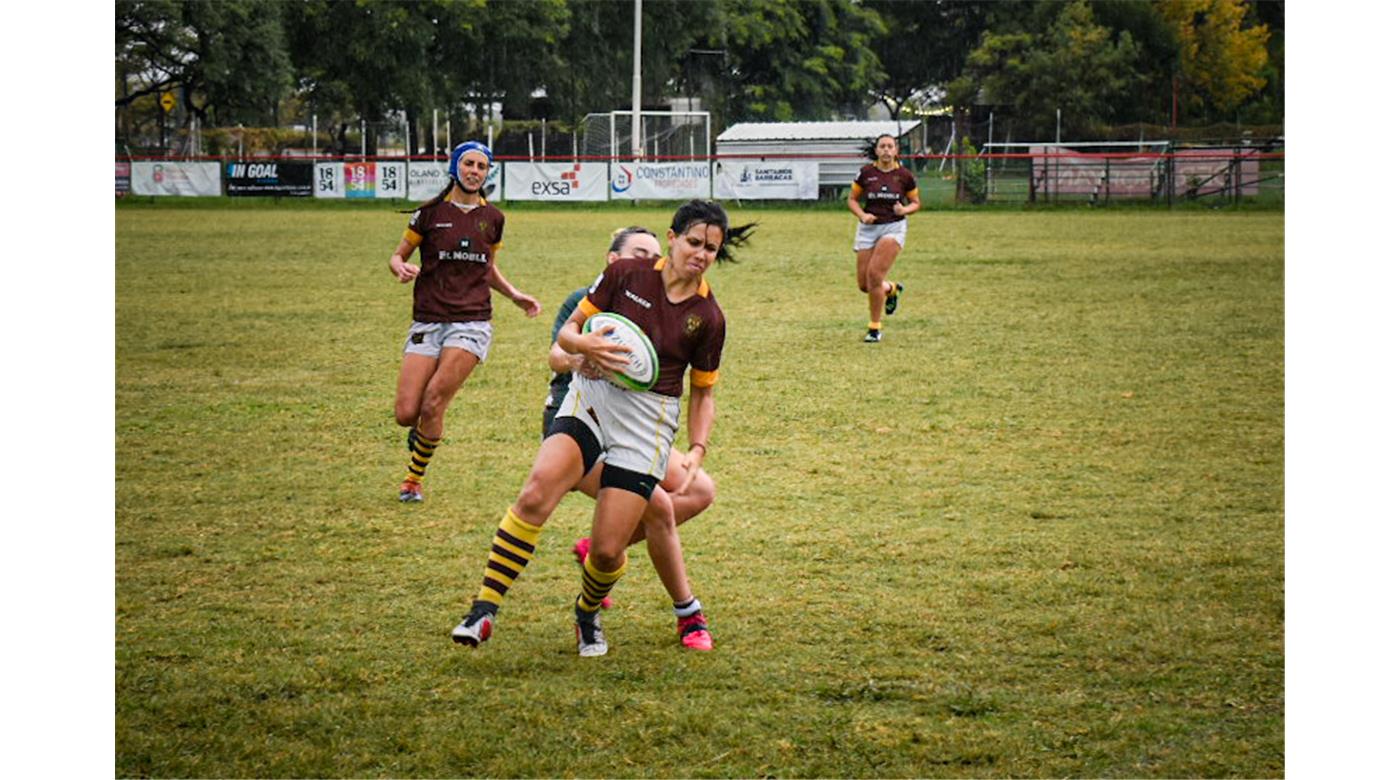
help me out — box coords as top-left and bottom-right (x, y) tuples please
(313, 162), (407, 199)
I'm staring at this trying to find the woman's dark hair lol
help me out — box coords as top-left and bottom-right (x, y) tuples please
(608, 225), (656, 254)
(669, 199), (756, 264)
(863, 133), (898, 161)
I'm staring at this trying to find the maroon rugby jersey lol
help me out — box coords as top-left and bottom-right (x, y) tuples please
(577, 257), (725, 398)
(853, 164), (919, 224)
(402, 200), (505, 322)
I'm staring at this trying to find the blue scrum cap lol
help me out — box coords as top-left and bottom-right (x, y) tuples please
(448, 140), (493, 183)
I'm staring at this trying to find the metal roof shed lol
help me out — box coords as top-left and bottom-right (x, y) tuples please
(715, 121), (920, 189)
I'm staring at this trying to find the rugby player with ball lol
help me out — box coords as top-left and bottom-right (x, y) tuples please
(452, 201), (754, 656)
(543, 227), (722, 651)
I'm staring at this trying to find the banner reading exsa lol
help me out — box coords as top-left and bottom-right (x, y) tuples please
(504, 162), (608, 201)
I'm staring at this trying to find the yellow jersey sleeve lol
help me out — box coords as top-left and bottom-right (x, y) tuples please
(690, 368), (720, 388)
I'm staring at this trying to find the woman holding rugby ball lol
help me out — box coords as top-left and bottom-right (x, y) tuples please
(848, 133), (920, 343)
(544, 226), (720, 650)
(452, 200), (753, 657)
(387, 141), (541, 503)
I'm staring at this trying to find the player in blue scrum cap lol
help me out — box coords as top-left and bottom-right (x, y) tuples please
(385, 140), (540, 503)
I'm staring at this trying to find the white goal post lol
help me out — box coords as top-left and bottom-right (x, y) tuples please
(579, 110), (711, 161)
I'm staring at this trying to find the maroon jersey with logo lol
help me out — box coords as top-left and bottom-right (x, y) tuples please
(577, 257), (725, 398)
(854, 164), (918, 224)
(403, 200), (505, 322)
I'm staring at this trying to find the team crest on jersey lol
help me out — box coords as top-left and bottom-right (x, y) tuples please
(478, 220), (491, 235)
(685, 314), (703, 336)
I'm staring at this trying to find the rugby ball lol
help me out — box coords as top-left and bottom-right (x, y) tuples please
(583, 312), (658, 392)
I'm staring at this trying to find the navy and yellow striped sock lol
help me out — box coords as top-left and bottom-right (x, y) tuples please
(405, 427), (441, 485)
(476, 508), (543, 608)
(575, 553), (626, 613)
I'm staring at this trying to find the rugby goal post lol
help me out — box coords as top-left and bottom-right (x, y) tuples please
(579, 110), (711, 161)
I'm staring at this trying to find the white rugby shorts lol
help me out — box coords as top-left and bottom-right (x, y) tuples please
(403, 320), (493, 362)
(555, 375), (681, 481)
(853, 218), (908, 251)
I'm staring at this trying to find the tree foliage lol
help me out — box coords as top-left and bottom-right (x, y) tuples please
(117, 0), (292, 125)
(116, 0), (1283, 148)
(1156, 0), (1270, 117)
(716, 0), (885, 121)
(949, 0), (1142, 138)
(862, 0), (990, 120)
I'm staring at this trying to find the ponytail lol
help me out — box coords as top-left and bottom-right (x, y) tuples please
(669, 199), (756, 265)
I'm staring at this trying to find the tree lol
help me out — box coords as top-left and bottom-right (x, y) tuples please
(546, 0), (716, 124)
(283, 0), (442, 154)
(714, 0), (886, 121)
(948, 0), (1141, 139)
(1156, 0), (1270, 120)
(117, 0), (292, 126)
(863, 0), (990, 122)
(1089, 0), (1182, 126)
(469, 0), (570, 120)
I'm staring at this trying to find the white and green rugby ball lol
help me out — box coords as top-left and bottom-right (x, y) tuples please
(583, 312), (659, 392)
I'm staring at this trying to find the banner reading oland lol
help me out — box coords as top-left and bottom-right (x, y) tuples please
(609, 162), (711, 200)
(712, 160), (820, 200)
(503, 162), (608, 202)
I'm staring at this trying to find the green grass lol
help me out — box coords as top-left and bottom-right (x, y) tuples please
(117, 202), (1283, 777)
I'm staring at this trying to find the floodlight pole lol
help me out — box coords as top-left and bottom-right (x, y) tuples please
(631, 0), (643, 161)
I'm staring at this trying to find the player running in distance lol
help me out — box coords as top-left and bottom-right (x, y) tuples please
(452, 200), (753, 657)
(848, 133), (920, 343)
(387, 141), (540, 502)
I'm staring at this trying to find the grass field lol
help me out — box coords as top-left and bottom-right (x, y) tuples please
(116, 201), (1283, 777)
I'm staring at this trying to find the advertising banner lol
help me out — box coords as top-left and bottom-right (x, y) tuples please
(408, 161), (449, 201)
(712, 160), (820, 200)
(1172, 149), (1260, 197)
(376, 162), (406, 199)
(503, 162), (608, 202)
(322, 161), (409, 199)
(314, 162), (344, 198)
(131, 161), (222, 197)
(116, 162), (131, 197)
(225, 161), (314, 197)
(344, 160), (378, 199)
(609, 162), (711, 200)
